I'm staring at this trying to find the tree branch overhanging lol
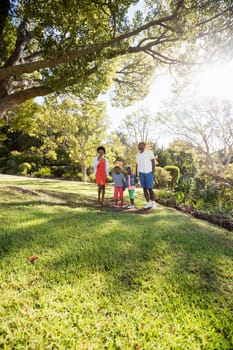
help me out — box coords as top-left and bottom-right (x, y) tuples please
(0, 86), (53, 119)
(0, 0), (185, 81)
(0, 0), (232, 119)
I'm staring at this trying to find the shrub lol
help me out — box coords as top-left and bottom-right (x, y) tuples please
(86, 166), (94, 176)
(106, 176), (113, 183)
(30, 162), (37, 172)
(34, 167), (52, 177)
(6, 158), (16, 168)
(224, 164), (233, 181)
(0, 157), (7, 167)
(5, 158), (17, 174)
(45, 150), (57, 161)
(175, 177), (192, 204)
(0, 167), (6, 173)
(5, 168), (18, 175)
(8, 150), (43, 168)
(88, 174), (96, 183)
(51, 166), (66, 177)
(164, 165), (181, 189)
(154, 166), (171, 188)
(189, 173), (233, 215)
(63, 166), (80, 178)
(18, 162), (32, 176)
(76, 172), (83, 181)
(156, 189), (175, 200)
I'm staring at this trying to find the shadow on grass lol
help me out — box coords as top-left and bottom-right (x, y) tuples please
(0, 186), (154, 214)
(0, 187), (232, 312)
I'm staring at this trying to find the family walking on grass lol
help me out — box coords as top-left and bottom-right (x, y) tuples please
(93, 142), (156, 209)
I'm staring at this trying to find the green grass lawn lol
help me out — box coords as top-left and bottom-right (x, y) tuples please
(0, 174), (233, 349)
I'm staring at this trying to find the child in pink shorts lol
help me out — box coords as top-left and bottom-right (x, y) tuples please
(112, 166), (125, 207)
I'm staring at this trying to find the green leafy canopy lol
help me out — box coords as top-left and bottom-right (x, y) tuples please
(0, 0), (232, 118)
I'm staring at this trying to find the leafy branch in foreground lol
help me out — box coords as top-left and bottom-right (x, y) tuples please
(0, 0), (232, 118)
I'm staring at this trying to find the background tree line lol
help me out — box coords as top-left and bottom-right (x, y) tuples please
(0, 96), (232, 216)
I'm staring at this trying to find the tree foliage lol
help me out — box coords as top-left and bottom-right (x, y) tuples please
(122, 108), (159, 144)
(0, 97), (109, 180)
(154, 166), (171, 188)
(0, 0), (232, 118)
(166, 140), (199, 178)
(162, 95), (233, 175)
(164, 165), (181, 189)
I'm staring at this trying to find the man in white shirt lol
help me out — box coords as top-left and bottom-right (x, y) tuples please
(136, 142), (156, 209)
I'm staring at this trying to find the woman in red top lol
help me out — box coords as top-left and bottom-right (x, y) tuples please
(93, 146), (109, 205)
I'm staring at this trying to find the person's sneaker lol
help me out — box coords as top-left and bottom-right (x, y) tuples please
(151, 201), (156, 209)
(127, 205), (134, 209)
(144, 202), (151, 209)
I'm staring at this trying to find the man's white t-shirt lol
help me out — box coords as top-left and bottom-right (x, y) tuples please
(136, 150), (154, 174)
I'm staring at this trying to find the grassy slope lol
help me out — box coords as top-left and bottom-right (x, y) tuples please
(0, 175), (232, 349)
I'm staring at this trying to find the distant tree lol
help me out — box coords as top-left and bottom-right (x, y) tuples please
(0, 97), (109, 180)
(67, 100), (109, 182)
(162, 96), (233, 175)
(122, 109), (159, 144)
(35, 97), (109, 181)
(152, 144), (171, 168)
(106, 132), (128, 170)
(166, 140), (199, 178)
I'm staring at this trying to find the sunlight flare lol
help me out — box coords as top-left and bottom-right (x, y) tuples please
(197, 61), (233, 100)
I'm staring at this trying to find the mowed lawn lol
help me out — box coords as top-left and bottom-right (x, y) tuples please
(0, 175), (232, 350)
